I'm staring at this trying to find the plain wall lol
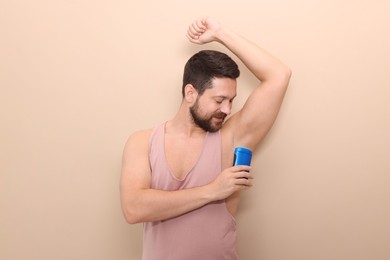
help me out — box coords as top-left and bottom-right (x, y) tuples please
(1, 1), (389, 259)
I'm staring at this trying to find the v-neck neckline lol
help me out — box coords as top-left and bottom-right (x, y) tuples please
(163, 122), (209, 181)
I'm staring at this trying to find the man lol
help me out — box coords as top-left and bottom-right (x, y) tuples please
(120, 17), (291, 260)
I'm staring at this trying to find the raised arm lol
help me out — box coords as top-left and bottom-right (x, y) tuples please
(187, 17), (292, 149)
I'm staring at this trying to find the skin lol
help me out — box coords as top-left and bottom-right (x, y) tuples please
(120, 17), (292, 224)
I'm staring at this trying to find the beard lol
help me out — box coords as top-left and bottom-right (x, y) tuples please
(190, 99), (227, 132)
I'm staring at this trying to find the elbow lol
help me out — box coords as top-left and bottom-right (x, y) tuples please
(278, 66), (292, 88)
(267, 65), (292, 87)
(122, 204), (144, 225)
(286, 67), (292, 79)
(282, 65), (292, 83)
(123, 210), (142, 225)
(123, 207), (143, 225)
(123, 212), (137, 225)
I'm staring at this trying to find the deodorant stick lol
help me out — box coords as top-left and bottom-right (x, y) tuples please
(233, 147), (252, 167)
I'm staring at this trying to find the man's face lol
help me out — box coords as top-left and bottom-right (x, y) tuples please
(190, 77), (237, 132)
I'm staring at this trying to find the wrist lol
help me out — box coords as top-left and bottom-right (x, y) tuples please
(214, 27), (235, 46)
(200, 182), (218, 202)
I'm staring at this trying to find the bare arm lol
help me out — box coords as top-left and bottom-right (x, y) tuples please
(187, 17), (292, 149)
(119, 130), (252, 224)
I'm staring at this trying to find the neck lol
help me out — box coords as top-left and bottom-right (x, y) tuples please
(166, 103), (206, 138)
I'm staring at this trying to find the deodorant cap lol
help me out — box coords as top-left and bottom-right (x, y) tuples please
(233, 147), (252, 167)
(234, 147), (252, 156)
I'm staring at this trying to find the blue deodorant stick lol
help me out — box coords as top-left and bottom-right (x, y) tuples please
(233, 147), (252, 167)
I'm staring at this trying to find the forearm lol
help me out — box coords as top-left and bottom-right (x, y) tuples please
(122, 165), (253, 224)
(215, 28), (291, 83)
(122, 184), (216, 224)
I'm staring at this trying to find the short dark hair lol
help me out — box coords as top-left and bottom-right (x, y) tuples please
(182, 50), (240, 97)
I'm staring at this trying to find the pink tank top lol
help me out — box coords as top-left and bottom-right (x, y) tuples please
(142, 123), (238, 260)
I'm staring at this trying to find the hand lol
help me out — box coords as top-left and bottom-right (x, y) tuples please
(209, 165), (253, 201)
(186, 17), (222, 45)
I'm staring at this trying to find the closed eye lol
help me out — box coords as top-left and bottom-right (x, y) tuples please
(214, 95), (236, 104)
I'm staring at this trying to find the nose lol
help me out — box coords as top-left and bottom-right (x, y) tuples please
(220, 102), (232, 116)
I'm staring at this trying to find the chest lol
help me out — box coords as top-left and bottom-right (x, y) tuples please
(164, 134), (206, 180)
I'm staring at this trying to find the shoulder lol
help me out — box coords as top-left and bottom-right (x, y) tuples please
(128, 129), (153, 142)
(123, 129), (153, 154)
(121, 129), (154, 191)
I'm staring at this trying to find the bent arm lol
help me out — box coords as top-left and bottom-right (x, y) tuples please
(217, 28), (292, 148)
(188, 18), (292, 149)
(119, 130), (252, 224)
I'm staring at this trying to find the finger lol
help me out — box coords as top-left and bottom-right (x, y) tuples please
(186, 28), (198, 40)
(195, 19), (206, 31)
(236, 171), (253, 180)
(187, 26), (198, 38)
(189, 22), (204, 35)
(236, 181), (253, 190)
(186, 32), (202, 44)
(187, 27), (203, 42)
(236, 177), (253, 187)
(231, 169), (252, 180)
(232, 165), (252, 172)
(201, 17), (209, 26)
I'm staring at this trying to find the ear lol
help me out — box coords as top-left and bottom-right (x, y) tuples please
(184, 84), (198, 103)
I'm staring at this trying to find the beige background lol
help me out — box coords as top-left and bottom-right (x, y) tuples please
(1, 0), (389, 259)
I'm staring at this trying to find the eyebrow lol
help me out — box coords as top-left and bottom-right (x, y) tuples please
(214, 95), (237, 101)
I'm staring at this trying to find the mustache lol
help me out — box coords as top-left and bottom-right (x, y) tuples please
(213, 112), (227, 119)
